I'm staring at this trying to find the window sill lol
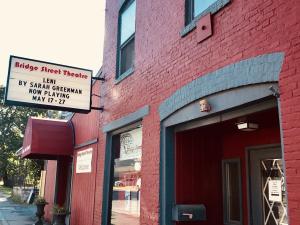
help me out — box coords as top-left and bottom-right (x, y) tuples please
(180, 0), (231, 37)
(115, 67), (135, 84)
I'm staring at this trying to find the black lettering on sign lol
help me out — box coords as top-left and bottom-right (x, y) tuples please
(29, 82), (50, 89)
(18, 80), (27, 86)
(32, 96), (45, 102)
(42, 78), (56, 84)
(79, 165), (89, 170)
(29, 89), (42, 95)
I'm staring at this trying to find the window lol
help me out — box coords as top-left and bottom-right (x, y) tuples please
(186, 0), (217, 24)
(110, 127), (142, 225)
(222, 159), (243, 225)
(117, 0), (136, 78)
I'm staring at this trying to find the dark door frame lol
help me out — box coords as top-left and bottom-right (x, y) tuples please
(102, 122), (142, 225)
(101, 104), (150, 225)
(246, 144), (282, 225)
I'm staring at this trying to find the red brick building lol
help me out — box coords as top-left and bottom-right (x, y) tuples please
(22, 0), (300, 224)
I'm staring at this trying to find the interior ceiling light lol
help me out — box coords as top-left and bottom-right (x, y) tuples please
(236, 122), (259, 131)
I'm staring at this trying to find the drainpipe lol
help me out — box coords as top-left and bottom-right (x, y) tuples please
(269, 85), (290, 225)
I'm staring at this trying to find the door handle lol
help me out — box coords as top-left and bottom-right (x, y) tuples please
(182, 213), (193, 219)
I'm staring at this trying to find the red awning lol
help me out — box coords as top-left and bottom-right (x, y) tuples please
(21, 117), (74, 159)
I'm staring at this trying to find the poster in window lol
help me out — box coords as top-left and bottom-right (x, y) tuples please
(120, 127), (142, 161)
(268, 180), (282, 202)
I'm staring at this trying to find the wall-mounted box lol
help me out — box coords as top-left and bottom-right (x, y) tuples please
(172, 204), (206, 222)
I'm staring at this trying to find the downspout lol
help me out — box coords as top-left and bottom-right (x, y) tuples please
(269, 85), (290, 225)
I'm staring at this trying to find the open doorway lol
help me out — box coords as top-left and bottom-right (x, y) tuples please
(174, 107), (288, 225)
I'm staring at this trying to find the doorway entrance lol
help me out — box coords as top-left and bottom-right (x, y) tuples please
(248, 146), (288, 225)
(174, 107), (288, 225)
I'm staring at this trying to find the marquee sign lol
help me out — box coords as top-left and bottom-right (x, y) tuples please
(5, 56), (92, 113)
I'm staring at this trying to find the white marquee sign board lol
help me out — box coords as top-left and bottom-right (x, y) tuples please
(5, 56), (92, 113)
(76, 148), (93, 173)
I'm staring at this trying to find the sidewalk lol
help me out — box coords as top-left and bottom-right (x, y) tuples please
(0, 191), (36, 225)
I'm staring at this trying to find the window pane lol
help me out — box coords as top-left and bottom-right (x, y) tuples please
(227, 162), (240, 221)
(111, 127), (142, 225)
(120, 38), (135, 74)
(120, 0), (136, 45)
(194, 0), (217, 17)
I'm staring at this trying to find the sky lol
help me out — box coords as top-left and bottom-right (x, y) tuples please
(0, 0), (106, 86)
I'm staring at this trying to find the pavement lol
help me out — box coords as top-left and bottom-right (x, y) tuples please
(0, 191), (37, 225)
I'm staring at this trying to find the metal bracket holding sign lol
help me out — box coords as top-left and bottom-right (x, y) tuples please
(5, 55), (93, 113)
(90, 75), (105, 111)
(92, 76), (105, 82)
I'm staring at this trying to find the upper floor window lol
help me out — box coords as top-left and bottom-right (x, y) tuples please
(117, 0), (136, 78)
(186, 0), (217, 24)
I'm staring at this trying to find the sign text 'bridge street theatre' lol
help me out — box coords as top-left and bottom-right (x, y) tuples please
(5, 56), (92, 113)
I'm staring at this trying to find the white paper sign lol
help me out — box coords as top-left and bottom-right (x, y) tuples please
(76, 148), (93, 173)
(120, 127), (142, 160)
(268, 180), (282, 202)
(5, 56), (92, 112)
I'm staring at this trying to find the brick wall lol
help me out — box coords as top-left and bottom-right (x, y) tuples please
(70, 0), (300, 224)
